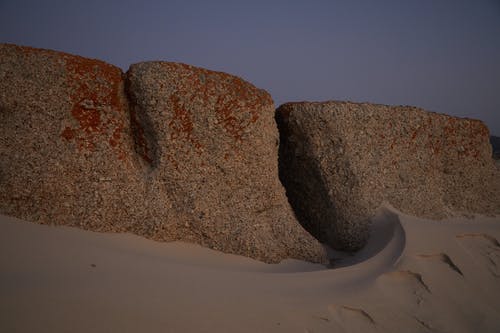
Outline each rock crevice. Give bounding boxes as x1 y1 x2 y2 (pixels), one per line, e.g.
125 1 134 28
276 101 500 251
124 75 160 169
0 44 327 264
2 43 498 262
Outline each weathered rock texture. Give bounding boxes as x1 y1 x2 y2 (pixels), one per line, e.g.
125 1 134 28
125 62 326 263
0 44 141 231
0 44 327 264
277 101 500 251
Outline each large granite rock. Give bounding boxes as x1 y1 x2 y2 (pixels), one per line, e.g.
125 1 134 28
126 62 327 263
0 44 327 264
276 101 500 251
0 44 141 231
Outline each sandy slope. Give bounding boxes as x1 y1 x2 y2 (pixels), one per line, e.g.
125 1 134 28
1 209 499 333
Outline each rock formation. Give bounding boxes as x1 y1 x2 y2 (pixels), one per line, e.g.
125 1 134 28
276 101 500 251
125 62 326 263
0 44 141 232
0 44 327 264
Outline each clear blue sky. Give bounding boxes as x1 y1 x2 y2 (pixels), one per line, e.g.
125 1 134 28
1 0 499 134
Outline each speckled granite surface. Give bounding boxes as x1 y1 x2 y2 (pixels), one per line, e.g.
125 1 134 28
0 44 327 264
277 101 500 251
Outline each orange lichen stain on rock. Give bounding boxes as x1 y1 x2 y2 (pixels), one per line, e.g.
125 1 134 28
165 62 269 143
215 96 246 141
229 76 262 123
169 94 194 137
440 117 491 162
211 76 265 141
469 120 489 139
71 107 101 133
65 55 122 113
168 94 204 152
117 151 127 161
61 54 127 159
109 125 122 147
443 119 462 153
61 127 75 141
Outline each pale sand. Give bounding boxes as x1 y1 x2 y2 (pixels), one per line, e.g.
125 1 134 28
1 208 499 333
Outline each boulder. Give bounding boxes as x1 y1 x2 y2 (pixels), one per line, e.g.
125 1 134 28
0 43 141 231
0 44 327 264
276 101 500 251
125 62 327 263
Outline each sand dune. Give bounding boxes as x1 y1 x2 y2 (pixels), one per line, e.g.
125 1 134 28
1 209 499 333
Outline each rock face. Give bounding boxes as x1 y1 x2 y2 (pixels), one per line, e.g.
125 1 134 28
125 62 327 263
0 44 141 232
0 44 327 264
276 101 500 251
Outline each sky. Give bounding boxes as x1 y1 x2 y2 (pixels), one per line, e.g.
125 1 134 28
1 0 499 134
